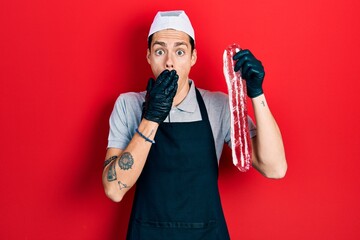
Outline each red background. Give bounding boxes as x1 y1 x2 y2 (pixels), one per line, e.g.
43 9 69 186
1 0 360 239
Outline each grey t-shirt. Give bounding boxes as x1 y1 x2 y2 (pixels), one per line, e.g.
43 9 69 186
108 80 256 162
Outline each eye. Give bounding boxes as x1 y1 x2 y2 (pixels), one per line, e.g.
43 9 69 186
176 50 185 56
155 49 165 56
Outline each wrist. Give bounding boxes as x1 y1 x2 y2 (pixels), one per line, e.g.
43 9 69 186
251 94 269 109
138 119 159 139
247 87 263 98
135 128 155 144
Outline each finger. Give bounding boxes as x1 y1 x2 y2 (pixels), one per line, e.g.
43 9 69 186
164 70 178 86
146 78 155 92
243 63 263 80
171 71 179 83
234 59 243 72
155 70 170 86
250 66 265 79
234 54 252 72
163 78 179 98
241 62 253 80
169 69 177 79
152 71 170 94
166 83 178 101
161 70 178 88
233 49 253 61
165 77 178 95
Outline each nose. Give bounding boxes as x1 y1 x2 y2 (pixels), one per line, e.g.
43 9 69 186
165 53 174 70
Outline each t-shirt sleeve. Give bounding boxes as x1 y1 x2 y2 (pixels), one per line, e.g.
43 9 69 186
107 94 137 150
224 97 257 148
248 116 257 138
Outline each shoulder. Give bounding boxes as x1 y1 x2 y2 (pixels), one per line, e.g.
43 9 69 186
197 88 229 125
198 88 228 107
114 91 146 110
115 91 146 103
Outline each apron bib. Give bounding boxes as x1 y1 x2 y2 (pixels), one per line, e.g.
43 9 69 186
127 88 230 240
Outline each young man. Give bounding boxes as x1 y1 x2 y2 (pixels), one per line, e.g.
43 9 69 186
102 10 287 239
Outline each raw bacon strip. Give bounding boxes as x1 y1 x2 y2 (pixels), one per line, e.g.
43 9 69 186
223 43 252 172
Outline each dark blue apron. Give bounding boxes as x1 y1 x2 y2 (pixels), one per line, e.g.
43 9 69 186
127 88 230 240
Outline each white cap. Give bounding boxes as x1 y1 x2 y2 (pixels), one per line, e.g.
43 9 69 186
148 10 195 41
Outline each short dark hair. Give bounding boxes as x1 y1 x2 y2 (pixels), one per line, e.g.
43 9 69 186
148 33 195 53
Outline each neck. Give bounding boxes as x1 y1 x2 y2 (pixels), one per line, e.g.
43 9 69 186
173 79 190 106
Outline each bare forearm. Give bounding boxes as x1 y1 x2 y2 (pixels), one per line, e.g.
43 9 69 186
102 119 158 202
251 94 287 178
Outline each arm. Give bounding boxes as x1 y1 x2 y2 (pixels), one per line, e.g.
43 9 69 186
233 49 287 179
102 119 158 202
102 70 178 202
250 94 287 179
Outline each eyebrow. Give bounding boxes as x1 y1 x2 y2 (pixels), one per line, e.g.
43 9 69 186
153 41 166 47
174 42 189 48
152 41 189 48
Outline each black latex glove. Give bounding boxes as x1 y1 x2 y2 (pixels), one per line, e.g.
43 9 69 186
142 70 178 123
233 49 265 98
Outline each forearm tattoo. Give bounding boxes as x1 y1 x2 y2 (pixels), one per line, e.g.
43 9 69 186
107 161 117 182
261 101 266 107
103 155 118 168
118 181 130 190
118 152 134 170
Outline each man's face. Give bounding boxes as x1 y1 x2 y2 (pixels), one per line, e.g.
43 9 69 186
147 29 197 93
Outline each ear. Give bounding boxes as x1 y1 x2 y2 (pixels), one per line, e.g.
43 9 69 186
146 49 151 64
190 49 197 67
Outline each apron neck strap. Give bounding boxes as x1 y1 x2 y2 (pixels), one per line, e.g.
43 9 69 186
195 88 209 121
